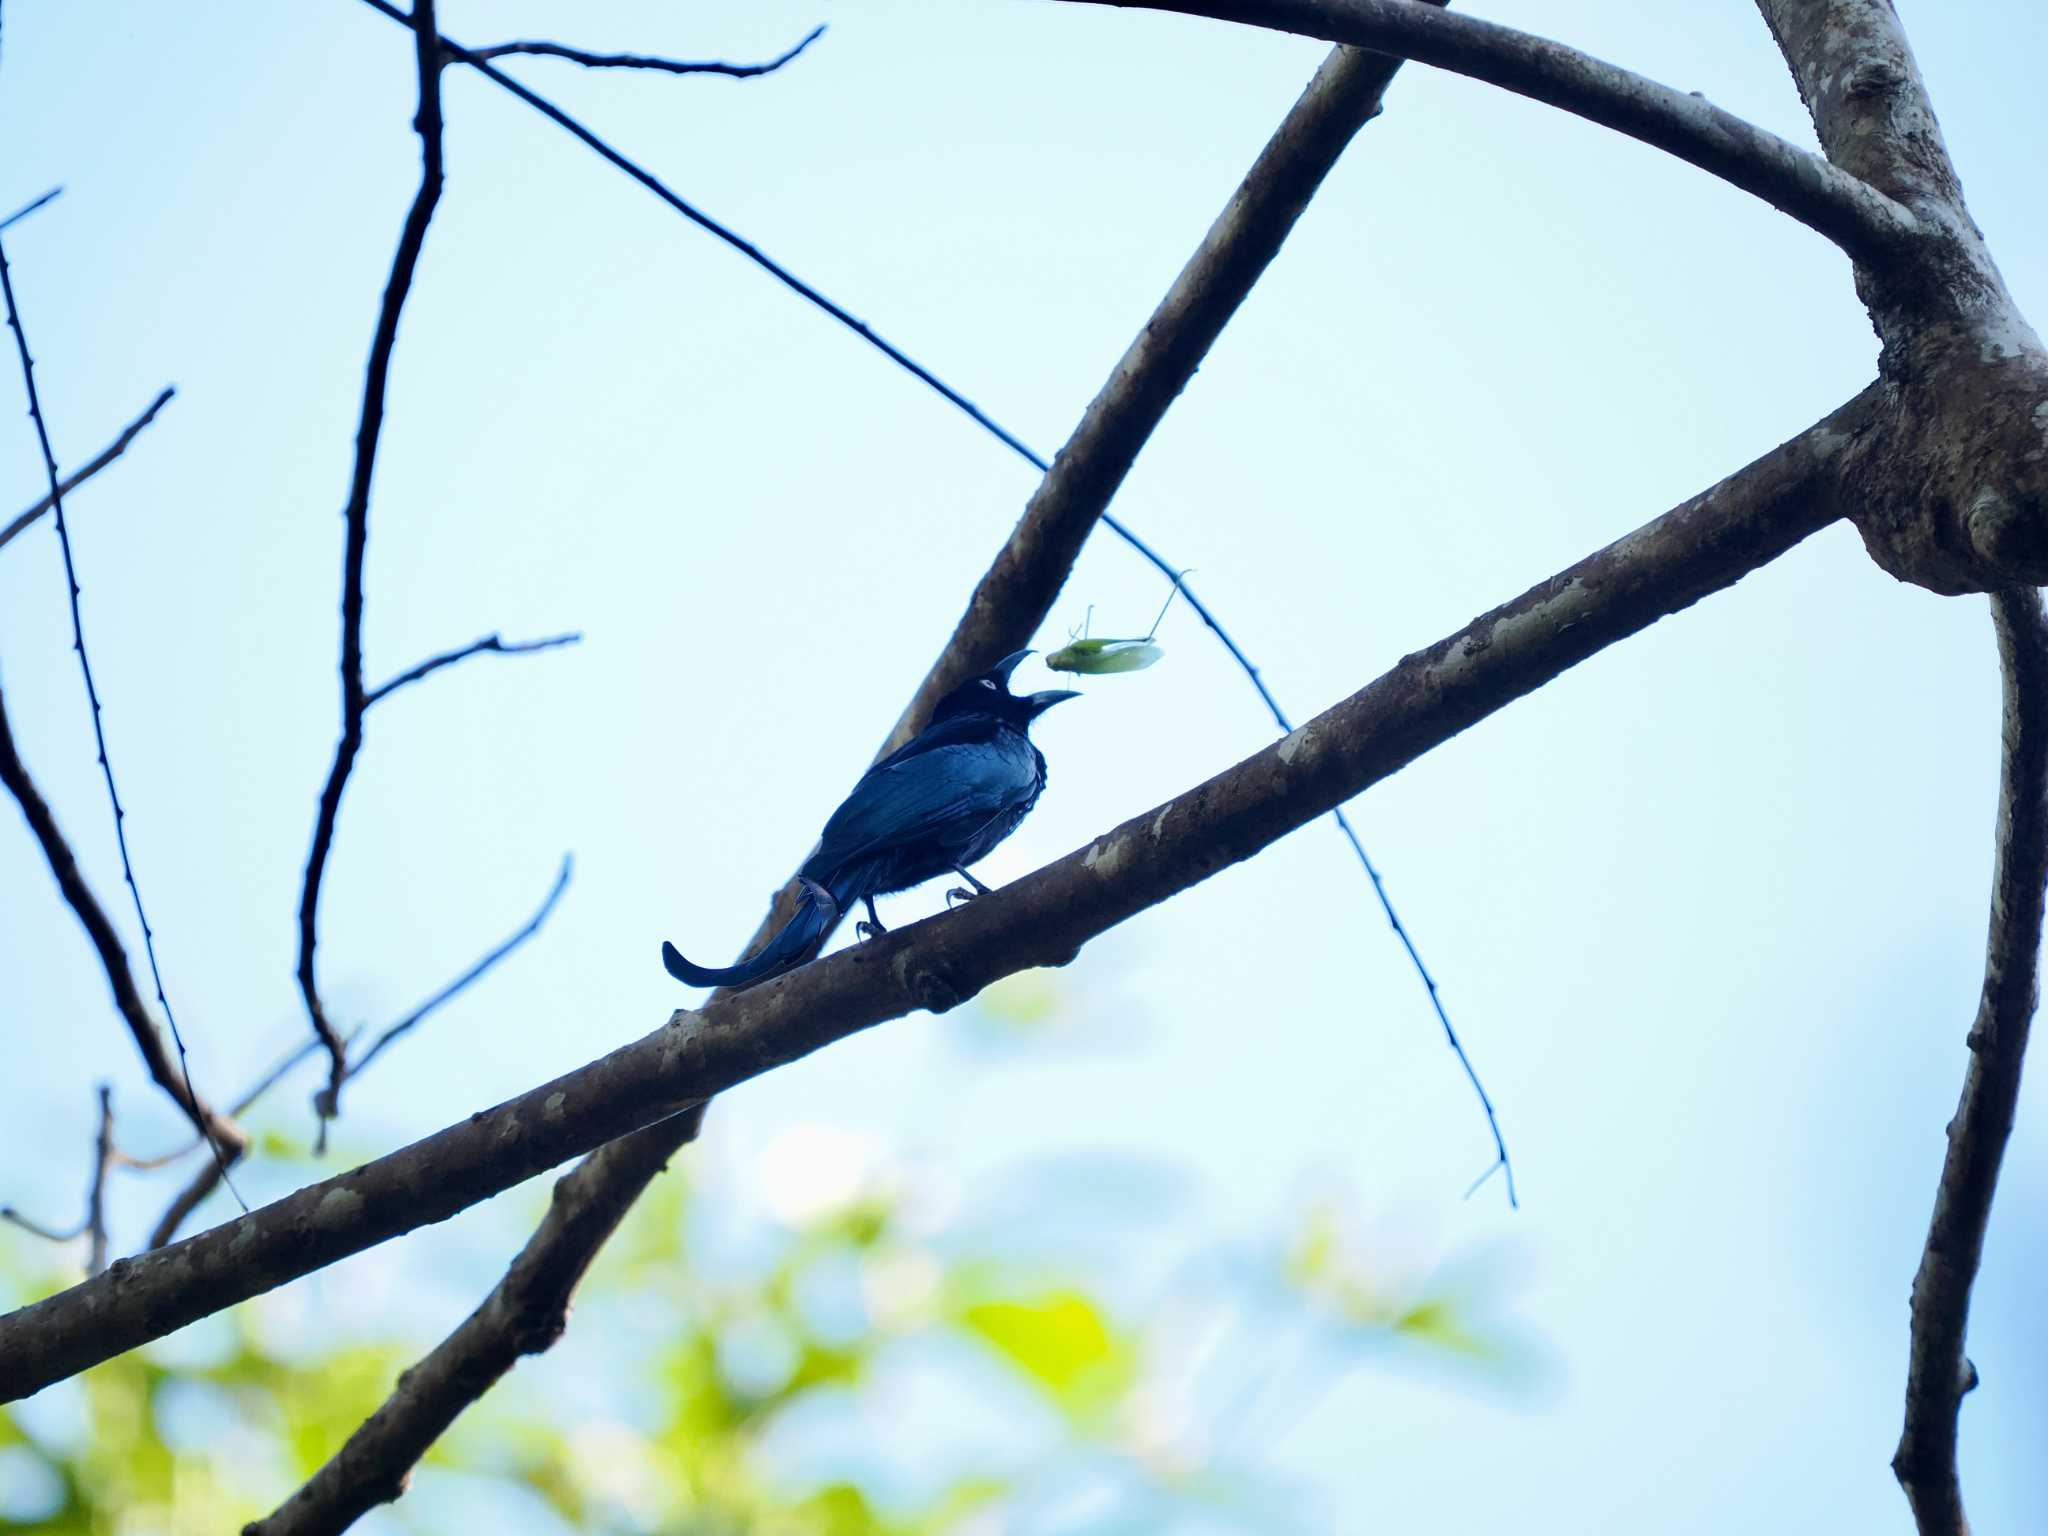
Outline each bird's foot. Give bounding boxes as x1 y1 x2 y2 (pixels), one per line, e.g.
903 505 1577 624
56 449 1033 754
856 919 888 942
945 886 979 908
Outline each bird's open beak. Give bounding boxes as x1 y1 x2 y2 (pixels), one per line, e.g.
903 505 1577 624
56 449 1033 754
991 649 1034 683
1027 689 1081 715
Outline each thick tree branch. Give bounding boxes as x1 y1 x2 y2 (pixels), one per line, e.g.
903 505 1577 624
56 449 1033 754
1066 0 1919 266
1746 5 2048 596
1752 1 1964 218
1892 587 2048 1535
0 388 1874 1406
0 681 248 1185
244 1113 687 1535
1750 0 2008 341
0 386 175 552
297 0 446 1114
362 630 579 707
467 25 824 79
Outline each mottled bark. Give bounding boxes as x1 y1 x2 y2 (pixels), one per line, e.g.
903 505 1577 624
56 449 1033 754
1891 589 2048 1536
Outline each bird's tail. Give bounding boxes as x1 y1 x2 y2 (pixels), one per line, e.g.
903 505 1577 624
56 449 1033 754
662 877 842 990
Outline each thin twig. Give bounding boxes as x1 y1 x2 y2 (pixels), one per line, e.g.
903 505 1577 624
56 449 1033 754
85 1084 114 1274
363 630 580 707
352 0 1509 1196
233 1026 364 1121
1068 0 1920 266
297 0 446 1122
0 1208 82 1243
115 1024 365 1172
0 385 176 552
468 24 824 79
336 855 573 1093
1892 588 2048 1536
1102 512 1514 1203
0 1084 116 1272
145 861 570 1246
0 184 61 232
0 679 248 1184
0 234 242 1209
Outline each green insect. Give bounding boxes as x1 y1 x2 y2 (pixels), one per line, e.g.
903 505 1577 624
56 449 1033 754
1045 571 1190 675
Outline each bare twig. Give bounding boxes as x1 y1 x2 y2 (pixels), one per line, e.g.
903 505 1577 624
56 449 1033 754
0 1208 81 1243
1 386 1874 1407
0 684 248 1192
1892 588 2048 1535
0 236 241 1207
353 0 1507 1195
363 630 580 707
143 1171 216 1254
0 1085 116 1274
0 386 176 552
336 856 573 1092
298 0 446 1118
1102 510 1515 1202
145 860 570 1246
468 24 824 79
0 184 61 232
1065 0 1920 266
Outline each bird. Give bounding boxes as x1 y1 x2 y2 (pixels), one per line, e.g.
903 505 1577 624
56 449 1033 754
662 649 1078 989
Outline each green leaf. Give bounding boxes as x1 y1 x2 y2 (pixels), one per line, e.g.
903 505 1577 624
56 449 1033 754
958 1290 1136 1425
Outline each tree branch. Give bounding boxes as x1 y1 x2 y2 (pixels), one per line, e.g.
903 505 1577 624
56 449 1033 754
322 856 574 1104
1064 0 1919 266
0 1085 116 1275
297 0 446 1116
0 385 176 553
362 630 579 708
1891 587 2048 1535
1751 0 1964 216
0 386 1874 1406
251 41 1448 1530
0 681 248 1187
1747 0 2014 353
0 185 61 232
467 24 824 79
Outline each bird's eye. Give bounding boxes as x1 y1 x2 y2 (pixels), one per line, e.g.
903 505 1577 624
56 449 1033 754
980 678 998 689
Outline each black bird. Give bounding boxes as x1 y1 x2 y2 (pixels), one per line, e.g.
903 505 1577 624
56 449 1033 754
662 649 1078 989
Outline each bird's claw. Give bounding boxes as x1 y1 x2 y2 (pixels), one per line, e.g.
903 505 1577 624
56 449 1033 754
945 886 979 908
856 920 886 942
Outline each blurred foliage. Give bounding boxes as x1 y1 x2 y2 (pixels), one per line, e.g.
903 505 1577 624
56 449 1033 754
0 982 1526 1534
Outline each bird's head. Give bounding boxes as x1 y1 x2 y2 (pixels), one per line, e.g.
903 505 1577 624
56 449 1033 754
932 649 1079 729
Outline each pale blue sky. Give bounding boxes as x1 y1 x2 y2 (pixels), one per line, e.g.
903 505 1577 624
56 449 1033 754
2 1 2045 1530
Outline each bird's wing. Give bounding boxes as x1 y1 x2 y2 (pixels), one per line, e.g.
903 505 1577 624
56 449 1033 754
814 738 1036 871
